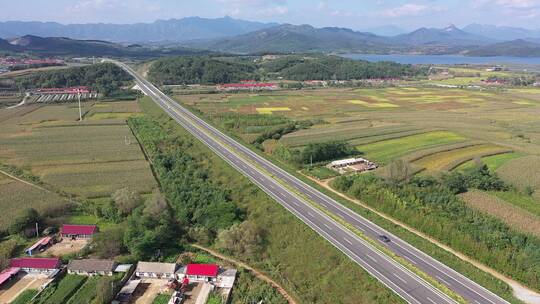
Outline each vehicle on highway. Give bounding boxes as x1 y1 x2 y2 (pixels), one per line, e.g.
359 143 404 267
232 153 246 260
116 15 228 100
378 235 391 243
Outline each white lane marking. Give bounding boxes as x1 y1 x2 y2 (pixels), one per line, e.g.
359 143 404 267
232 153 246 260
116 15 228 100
323 223 333 230
436 276 451 286
343 238 353 245
427 297 437 304
366 254 378 263
307 211 315 218
393 273 408 284
355 225 366 232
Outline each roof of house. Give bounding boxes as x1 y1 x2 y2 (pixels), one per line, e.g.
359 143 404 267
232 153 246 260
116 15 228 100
10 257 61 269
118 279 141 295
0 267 20 286
68 259 116 273
218 83 277 88
26 237 52 253
136 262 177 274
186 264 219 277
62 224 97 235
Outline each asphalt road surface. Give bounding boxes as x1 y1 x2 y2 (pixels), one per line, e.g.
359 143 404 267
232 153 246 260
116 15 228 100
110 60 509 304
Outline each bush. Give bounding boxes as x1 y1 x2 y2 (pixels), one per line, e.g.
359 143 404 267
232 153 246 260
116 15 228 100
300 141 357 165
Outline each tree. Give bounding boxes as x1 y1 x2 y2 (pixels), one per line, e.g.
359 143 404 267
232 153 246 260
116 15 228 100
92 225 126 258
217 221 264 259
9 208 40 236
143 191 169 217
387 159 412 185
95 277 114 304
112 188 142 216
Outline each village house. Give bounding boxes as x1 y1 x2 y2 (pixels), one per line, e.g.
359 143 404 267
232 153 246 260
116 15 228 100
0 267 20 287
216 268 237 288
9 257 61 275
61 224 98 239
68 259 117 276
135 262 177 279
182 264 219 283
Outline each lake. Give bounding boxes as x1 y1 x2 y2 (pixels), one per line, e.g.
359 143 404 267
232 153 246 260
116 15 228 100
342 54 540 65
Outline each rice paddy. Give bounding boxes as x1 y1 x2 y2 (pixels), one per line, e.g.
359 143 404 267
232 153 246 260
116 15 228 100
256 107 291 114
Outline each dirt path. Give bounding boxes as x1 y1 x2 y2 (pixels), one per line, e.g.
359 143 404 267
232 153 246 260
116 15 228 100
306 175 540 304
0 169 49 192
191 244 297 304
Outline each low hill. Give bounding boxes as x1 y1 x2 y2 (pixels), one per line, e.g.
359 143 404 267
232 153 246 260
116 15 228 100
186 24 394 54
0 35 212 58
465 39 540 57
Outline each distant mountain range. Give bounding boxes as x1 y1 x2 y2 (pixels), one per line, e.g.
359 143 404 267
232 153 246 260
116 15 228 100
0 17 276 43
187 24 394 53
3 18 540 57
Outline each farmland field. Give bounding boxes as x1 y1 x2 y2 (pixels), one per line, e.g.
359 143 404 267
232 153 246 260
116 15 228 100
414 144 511 172
0 100 157 230
357 131 466 164
34 275 87 304
460 190 540 237
182 84 540 190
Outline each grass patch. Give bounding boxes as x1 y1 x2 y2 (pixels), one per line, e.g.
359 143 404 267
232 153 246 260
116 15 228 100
348 100 399 108
66 276 99 304
152 294 172 304
358 131 466 164
497 155 540 191
301 166 339 180
491 191 540 218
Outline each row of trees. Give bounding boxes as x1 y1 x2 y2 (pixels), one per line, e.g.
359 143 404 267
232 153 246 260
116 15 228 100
15 63 133 97
148 56 256 85
147 54 427 85
332 164 540 290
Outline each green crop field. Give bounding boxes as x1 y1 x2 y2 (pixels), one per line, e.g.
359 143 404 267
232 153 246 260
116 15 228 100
357 131 466 164
455 152 525 172
10 289 38 304
35 275 87 304
66 276 99 304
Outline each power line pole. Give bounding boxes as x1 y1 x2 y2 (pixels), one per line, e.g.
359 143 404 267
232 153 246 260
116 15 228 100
78 89 82 122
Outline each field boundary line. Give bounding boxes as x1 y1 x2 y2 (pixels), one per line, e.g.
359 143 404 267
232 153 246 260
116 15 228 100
191 244 298 304
307 174 540 303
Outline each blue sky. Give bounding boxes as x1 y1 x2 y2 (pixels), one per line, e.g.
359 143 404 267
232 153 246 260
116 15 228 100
1 0 540 30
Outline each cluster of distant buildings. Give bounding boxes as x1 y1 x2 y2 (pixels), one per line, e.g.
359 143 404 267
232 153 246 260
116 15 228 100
0 57 64 74
216 80 279 92
327 158 378 174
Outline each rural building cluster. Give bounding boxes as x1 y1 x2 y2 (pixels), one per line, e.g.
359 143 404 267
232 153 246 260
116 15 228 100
216 82 278 92
30 86 98 103
0 223 238 304
0 57 63 74
327 157 378 174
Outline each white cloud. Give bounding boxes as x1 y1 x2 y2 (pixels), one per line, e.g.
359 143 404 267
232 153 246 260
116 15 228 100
381 4 428 17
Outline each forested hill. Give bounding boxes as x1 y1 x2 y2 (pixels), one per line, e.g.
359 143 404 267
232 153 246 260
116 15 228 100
147 55 426 85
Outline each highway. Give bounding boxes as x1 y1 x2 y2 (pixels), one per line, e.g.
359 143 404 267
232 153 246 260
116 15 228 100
110 60 509 304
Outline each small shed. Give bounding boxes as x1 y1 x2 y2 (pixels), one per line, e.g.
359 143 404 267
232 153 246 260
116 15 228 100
0 267 20 287
113 279 141 304
68 259 117 276
135 262 177 279
217 268 237 288
25 237 53 256
61 224 97 239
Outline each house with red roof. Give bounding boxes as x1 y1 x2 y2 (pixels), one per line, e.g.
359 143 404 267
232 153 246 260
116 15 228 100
61 224 98 239
0 267 20 287
25 236 53 256
10 257 61 275
183 264 219 283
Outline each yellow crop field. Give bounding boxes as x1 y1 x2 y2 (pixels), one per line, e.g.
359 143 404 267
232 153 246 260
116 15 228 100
256 107 291 114
348 100 399 108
